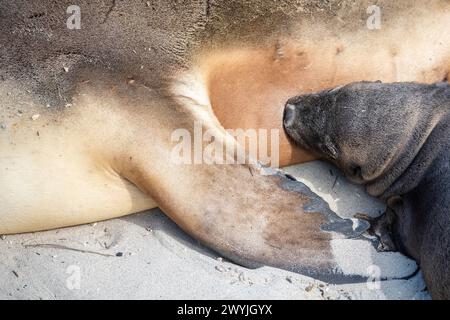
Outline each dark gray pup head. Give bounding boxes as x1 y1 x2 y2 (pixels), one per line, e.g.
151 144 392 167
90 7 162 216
283 81 447 195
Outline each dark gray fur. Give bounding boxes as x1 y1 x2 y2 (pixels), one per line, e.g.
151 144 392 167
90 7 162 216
283 81 450 299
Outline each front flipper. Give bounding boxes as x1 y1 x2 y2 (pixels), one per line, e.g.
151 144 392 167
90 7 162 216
107 78 376 284
197 167 374 284
355 209 397 252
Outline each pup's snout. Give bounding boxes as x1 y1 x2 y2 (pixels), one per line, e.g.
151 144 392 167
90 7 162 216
283 103 297 128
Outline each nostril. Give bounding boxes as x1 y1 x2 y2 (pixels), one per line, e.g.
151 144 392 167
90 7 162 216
283 104 296 127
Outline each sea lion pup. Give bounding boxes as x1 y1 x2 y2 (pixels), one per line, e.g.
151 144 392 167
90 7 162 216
283 81 450 299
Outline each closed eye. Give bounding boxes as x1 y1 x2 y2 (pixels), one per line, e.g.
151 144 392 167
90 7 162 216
350 163 362 178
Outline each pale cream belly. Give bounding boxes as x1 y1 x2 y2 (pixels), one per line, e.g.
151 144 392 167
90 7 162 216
0 83 157 235
0 147 156 234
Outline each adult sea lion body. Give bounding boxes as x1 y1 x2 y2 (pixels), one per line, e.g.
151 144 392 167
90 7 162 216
283 81 450 298
1 0 450 281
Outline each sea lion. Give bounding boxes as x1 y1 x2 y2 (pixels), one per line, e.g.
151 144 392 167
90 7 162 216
283 81 450 298
1 0 450 281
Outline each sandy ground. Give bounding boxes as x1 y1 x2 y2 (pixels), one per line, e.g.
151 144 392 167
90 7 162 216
0 161 430 300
